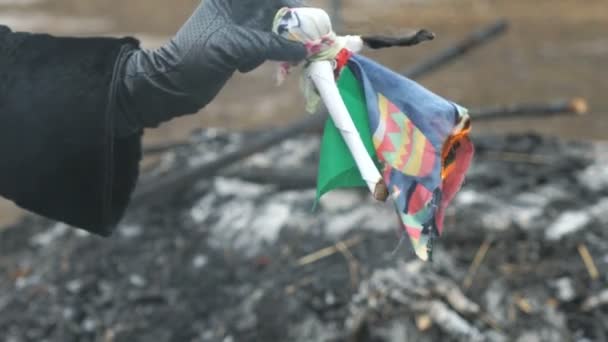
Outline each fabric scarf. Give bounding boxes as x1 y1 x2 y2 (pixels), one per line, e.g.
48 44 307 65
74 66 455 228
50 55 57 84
272 7 348 113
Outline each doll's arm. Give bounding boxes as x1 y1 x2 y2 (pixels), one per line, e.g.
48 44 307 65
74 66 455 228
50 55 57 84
362 29 435 49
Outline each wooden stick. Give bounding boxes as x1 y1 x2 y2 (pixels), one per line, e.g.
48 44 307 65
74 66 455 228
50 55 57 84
403 19 508 79
144 96 587 158
132 20 509 205
224 166 317 190
471 98 588 121
143 97 585 157
141 96 585 161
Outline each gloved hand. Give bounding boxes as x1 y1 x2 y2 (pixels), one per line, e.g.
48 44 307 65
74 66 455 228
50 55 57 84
117 0 306 134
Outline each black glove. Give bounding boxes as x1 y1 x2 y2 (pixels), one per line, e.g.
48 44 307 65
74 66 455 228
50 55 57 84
117 0 306 135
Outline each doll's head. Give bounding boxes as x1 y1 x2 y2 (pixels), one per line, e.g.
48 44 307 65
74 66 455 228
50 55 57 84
273 7 364 59
273 7 351 64
271 7 362 87
273 7 333 44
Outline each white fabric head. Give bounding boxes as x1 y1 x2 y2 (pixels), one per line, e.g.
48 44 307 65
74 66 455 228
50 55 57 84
274 7 333 42
272 7 363 112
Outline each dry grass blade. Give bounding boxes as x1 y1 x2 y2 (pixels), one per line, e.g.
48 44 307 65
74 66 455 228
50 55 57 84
336 241 361 289
463 238 492 289
577 244 600 281
297 235 363 266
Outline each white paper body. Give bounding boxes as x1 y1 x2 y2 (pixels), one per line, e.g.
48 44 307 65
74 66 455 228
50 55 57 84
307 60 383 195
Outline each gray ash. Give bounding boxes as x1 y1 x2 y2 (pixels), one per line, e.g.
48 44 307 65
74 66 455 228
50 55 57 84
1 131 607 342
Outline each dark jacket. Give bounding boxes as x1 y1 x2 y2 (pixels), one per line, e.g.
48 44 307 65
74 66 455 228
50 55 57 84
0 26 142 236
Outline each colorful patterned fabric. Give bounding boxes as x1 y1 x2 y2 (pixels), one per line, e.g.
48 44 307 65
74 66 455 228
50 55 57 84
316 54 474 260
373 94 437 178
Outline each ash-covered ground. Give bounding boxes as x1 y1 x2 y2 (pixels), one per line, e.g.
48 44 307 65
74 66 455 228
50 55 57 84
2 131 608 342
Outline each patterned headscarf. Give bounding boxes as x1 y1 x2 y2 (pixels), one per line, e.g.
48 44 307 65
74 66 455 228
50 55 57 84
272 7 349 113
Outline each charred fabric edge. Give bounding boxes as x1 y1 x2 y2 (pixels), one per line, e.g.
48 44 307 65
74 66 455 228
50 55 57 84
131 19 510 206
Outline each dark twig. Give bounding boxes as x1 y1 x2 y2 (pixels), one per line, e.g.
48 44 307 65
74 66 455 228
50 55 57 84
362 29 435 49
224 166 317 190
471 98 588 121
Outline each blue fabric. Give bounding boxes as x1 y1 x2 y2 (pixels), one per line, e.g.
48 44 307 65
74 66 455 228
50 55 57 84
346 54 468 259
348 54 460 192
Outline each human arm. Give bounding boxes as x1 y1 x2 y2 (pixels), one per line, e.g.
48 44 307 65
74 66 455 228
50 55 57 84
0 0 305 235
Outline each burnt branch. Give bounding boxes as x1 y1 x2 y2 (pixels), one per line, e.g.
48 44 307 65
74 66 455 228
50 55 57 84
362 29 435 49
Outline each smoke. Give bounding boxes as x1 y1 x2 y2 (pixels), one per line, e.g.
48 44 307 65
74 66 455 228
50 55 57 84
232 0 306 31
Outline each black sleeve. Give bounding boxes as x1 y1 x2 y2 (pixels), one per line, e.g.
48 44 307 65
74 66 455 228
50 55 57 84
0 25 143 236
